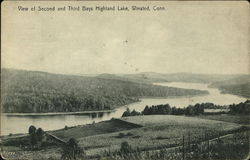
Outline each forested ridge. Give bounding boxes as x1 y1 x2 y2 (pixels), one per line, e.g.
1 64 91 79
116 72 242 84
209 75 250 98
1 69 208 113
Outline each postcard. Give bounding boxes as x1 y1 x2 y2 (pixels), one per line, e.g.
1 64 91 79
1 1 249 159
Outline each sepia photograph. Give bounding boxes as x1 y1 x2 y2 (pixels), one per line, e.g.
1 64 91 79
1 1 250 159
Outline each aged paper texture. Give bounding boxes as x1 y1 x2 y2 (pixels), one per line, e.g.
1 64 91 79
1 1 249 160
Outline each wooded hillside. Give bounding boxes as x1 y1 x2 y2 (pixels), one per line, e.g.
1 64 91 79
209 75 250 98
1 69 208 113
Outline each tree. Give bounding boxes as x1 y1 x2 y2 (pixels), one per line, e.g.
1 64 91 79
28 126 46 149
122 108 131 117
186 106 195 115
61 138 84 160
36 128 44 142
229 100 250 115
28 125 38 149
142 105 150 115
130 109 141 116
30 133 38 149
28 125 36 135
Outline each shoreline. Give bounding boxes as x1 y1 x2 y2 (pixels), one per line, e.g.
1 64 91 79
138 93 209 99
3 109 116 116
2 92 211 116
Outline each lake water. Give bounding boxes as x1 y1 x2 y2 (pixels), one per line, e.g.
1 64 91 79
1 82 246 135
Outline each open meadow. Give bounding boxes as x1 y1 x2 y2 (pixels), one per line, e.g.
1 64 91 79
194 114 249 125
74 115 241 156
1 114 248 160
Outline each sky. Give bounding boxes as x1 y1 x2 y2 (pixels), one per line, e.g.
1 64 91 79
2 1 249 75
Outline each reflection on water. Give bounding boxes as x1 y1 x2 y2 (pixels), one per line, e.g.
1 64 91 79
1 82 246 135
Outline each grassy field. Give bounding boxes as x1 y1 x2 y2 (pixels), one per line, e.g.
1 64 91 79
99 130 249 160
1 119 142 159
121 115 241 127
50 119 142 141
76 115 241 156
1 145 62 160
1 114 246 159
194 114 249 125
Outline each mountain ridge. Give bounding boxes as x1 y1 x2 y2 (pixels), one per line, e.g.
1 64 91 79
1 68 208 113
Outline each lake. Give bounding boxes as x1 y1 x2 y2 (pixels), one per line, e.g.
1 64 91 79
1 82 246 135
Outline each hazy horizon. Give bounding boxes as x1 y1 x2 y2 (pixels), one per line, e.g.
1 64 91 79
2 67 249 76
2 1 249 75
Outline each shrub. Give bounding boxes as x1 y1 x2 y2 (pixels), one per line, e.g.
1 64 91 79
64 125 68 130
127 132 133 136
61 138 85 160
118 133 125 138
120 141 132 154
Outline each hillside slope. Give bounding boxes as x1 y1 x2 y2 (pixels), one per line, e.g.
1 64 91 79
209 75 250 98
97 73 167 84
1 69 208 113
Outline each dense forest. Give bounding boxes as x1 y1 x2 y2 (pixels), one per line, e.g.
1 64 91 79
1 69 208 113
97 73 166 84
209 75 250 98
122 100 250 117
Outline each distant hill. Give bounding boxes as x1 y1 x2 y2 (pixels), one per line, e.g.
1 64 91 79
97 72 250 98
124 72 243 83
97 72 243 84
209 75 250 98
1 69 208 113
97 73 167 84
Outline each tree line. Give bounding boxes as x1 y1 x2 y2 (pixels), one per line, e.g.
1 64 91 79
229 100 250 115
122 100 250 117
